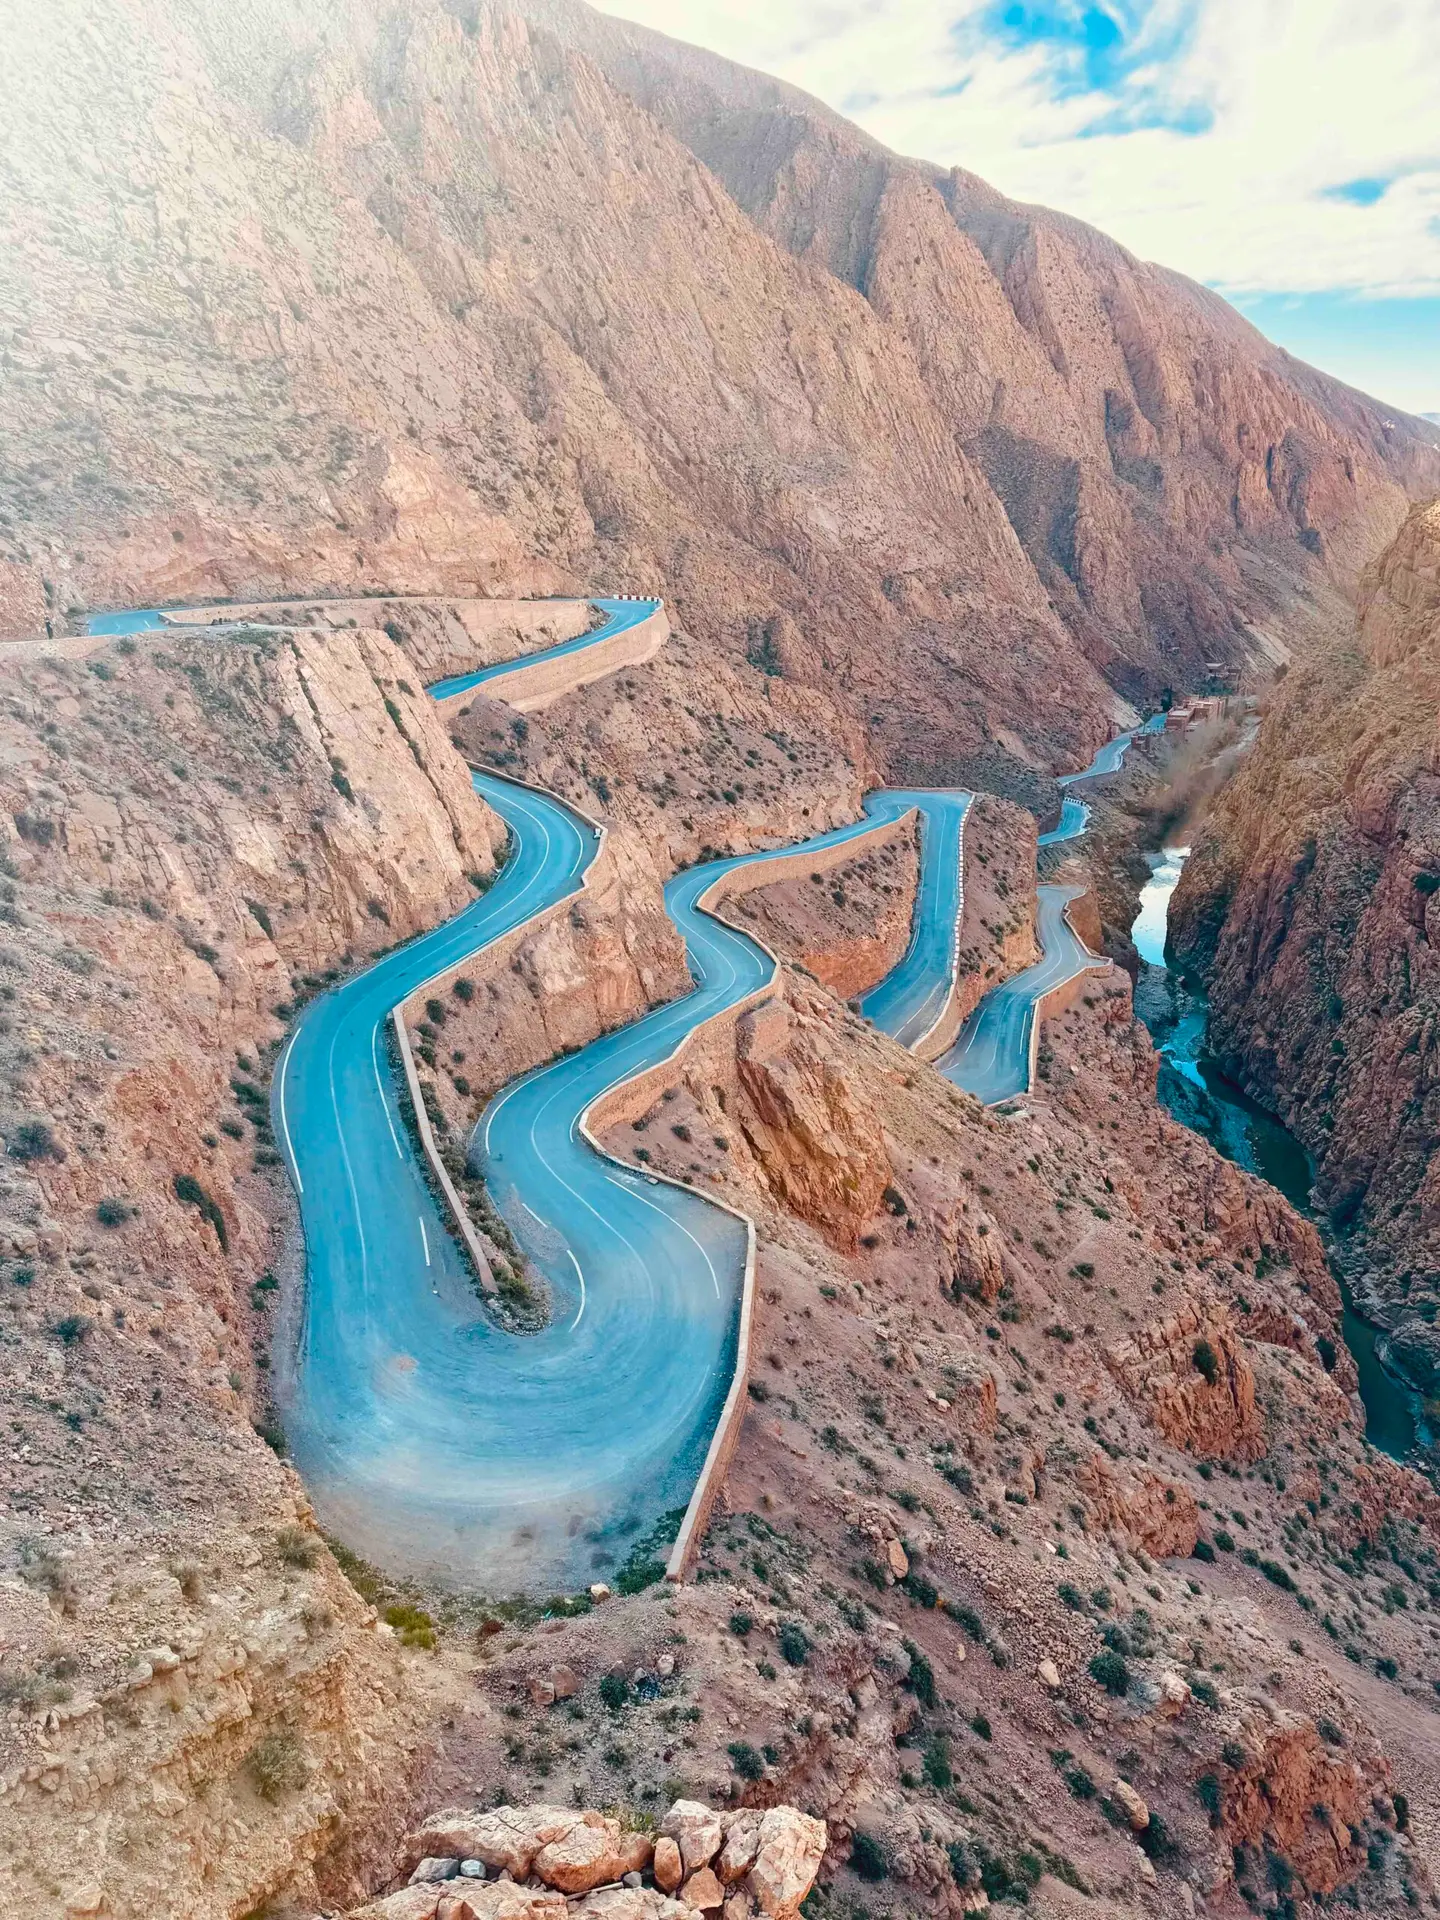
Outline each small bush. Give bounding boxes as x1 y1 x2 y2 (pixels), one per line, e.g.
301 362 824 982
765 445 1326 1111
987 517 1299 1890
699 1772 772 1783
944 1600 984 1640
275 1527 319 1570
383 1602 437 1649
95 1197 132 1227
246 1729 308 1801
174 1173 228 1250
7 1119 62 1163
904 1641 937 1708
778 1621 809 1667
1196 1772 1223 1824
727 1739 765 1781
850 1830 889 1882
922 1732 953 1788
1192 1539 1216 1564
729 1610 753 1637
51 1315 90 1347
1192 1338 1220 1387
970 1712 992 1740
599 1673 629 1712
1088 1648 1131 1696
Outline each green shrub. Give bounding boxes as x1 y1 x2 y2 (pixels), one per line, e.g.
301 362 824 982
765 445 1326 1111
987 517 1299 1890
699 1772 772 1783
729 1611 753 1637
922 1733 952 1788
778 1622 809 1667
727 1740 764 1781
174 1172 228 1250
7 1119 62 1162
95 1197 132 1226
849 1830 889 1882
1192 1338 1220 1387
903 1641 937 1708
383 1602 437 1650
1088 1648 1130 1696
599 1674 628 1712
1192 1539 1216 1563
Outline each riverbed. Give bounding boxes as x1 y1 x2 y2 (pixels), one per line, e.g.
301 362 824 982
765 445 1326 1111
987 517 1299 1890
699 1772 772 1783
1131 847 1422 1460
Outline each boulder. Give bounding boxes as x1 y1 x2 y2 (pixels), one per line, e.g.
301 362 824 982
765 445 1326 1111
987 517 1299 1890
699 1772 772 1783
723 1899 753 1920
532 1814 626 1894
1037 1659 1061 1691
681 1867 724 1912
653 1836 684 1894
1110 1779 1150 1831
459 1863 487 1880
350 1893 445 1920
551 1665 580 1700
745 1808 826 1918
411 1860 461 1885
886 1540 909 1580
436 1889 568 1920
1157 1669 1192 1716
406 1806 581 1880
618 1831 654 1876
662 1801 724 1874
717 1812 762 1884
572 1892 685 1919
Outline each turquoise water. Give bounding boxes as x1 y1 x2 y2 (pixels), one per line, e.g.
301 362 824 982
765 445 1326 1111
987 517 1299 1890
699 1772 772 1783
1132 850 1419 1460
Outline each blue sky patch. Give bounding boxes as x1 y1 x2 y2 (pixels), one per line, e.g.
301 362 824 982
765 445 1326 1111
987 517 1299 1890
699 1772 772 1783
969 0 1209 136
1321 177 1392 207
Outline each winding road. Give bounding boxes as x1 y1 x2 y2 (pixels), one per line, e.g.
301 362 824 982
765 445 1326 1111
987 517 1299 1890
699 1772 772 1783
83 592 1155 1586
936 886 1102 1104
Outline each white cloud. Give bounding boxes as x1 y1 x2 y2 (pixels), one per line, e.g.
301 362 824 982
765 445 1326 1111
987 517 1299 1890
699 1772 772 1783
597 0 1440 301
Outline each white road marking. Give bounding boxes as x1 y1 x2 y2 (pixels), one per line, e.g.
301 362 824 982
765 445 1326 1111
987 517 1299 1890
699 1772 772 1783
420 1216 431 1267
373 1020 404 1158
568 1248 587 1329
276 1036 303 1195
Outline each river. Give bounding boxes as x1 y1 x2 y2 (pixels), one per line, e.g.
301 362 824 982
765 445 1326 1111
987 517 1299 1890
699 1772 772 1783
1131 847 1422 1460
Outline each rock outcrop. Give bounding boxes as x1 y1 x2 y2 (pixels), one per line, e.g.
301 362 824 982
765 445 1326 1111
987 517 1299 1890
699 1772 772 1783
352 1799 825 1920
734 999 891 1251
1105 1302 1265 1461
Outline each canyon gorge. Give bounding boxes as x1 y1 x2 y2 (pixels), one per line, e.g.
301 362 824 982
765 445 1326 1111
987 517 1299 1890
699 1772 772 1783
2 1 1440 1918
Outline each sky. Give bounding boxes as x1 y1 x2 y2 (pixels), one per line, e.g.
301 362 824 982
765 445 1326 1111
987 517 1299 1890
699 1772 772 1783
598 0 1440 417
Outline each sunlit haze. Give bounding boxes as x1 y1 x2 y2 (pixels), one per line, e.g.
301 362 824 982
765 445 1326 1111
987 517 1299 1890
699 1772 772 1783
600 0 1440 415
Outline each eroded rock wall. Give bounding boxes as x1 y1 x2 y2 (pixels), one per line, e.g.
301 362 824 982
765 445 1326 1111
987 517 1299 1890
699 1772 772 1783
1171 498 1440 1355
0 620 505 1918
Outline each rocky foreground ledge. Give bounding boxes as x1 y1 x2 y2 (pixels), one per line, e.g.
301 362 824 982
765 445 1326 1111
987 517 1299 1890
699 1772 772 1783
350 1799 826 1920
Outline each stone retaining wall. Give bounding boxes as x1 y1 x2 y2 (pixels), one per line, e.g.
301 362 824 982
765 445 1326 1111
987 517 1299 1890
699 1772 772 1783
433 605 669 714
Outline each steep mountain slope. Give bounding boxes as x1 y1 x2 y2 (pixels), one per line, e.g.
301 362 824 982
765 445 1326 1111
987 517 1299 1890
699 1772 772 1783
1171 500 1440 1377
4 0 1439 795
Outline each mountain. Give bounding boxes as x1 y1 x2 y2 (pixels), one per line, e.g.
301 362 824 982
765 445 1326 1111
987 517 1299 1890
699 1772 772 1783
3 0 1438 796
1172 498 1440 1374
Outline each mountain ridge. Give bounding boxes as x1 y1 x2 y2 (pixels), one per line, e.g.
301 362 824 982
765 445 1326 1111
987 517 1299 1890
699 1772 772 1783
3 0 1438 796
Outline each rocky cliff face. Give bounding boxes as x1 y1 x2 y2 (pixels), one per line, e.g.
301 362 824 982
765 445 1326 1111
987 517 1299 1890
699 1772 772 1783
1171 500 1440 1371
0 620 505 1918
5 0 1439 793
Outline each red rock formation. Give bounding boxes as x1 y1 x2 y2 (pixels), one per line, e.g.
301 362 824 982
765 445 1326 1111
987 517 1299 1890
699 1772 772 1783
1075 1455 1199 1557
1219 1720 1383 1898
1106 1302 1265 1460
734 1000 890 1250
